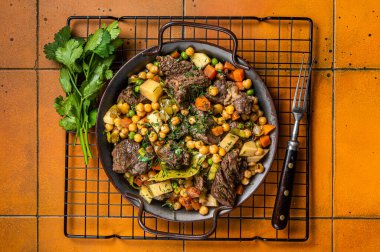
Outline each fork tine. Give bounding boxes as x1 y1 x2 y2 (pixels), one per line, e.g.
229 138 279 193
297 56 308 107
302 57 314 109
293 55 305 109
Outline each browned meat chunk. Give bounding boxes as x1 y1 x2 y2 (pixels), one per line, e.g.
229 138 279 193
189 105 221 145
117 86 149 106
211 149 241 207
112 139 150 175
157 55 193 76
194 175 205 191
224 85 253 114
205 77 234 104
154 140 190 169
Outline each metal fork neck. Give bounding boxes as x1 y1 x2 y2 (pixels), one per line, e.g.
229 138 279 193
290 119 301 142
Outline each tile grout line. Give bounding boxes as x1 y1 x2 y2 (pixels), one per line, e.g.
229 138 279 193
332 0 336 251
36 0 40 250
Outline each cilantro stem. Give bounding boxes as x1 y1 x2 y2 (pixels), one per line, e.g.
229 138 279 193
84 121 92 159
78 127 88 165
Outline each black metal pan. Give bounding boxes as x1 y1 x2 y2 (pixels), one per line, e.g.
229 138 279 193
96 21 278 239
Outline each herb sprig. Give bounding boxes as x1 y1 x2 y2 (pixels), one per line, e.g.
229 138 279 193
44 22 122 165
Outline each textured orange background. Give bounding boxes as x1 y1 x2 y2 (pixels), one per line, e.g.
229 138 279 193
0 0 379 251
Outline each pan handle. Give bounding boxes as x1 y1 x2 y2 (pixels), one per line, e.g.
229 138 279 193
124 192 232 240
143 21 250 70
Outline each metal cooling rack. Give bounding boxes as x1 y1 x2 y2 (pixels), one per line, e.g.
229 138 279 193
64 16 312 241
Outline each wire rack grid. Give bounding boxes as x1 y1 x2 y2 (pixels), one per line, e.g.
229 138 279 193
64 15 312 241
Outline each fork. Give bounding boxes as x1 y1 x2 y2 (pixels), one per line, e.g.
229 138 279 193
271 55 313 230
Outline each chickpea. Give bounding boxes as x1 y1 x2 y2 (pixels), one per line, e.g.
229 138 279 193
137 120 145 129
136 103 144 112
186 140 195 149
172 104 180 113
159 132 167 139
134 133 143 143
184 136 192 142
241 177 250 186
255 140 262 148
255 163 265 174
148 131 158 142
136 110 146 117
208 86 219 96
160 124 170 134
199 206 209 215
129 75 138 82
112 128 120 135
152 102 160 110
131 115 140 123
185 46 195 56
212 154 221 163
128 123 137 132
244 129 252 138
255 147 264 156
173 202 182 210
209 145 219 154
222 110 231 120
188 116 196 125
149 65 159 74
144 104 152 113
252 96 259 105
215 62 224 71
250 114 258 122
184 180 193 188
146 63 154 70
118 103 130 114
195 141 204 149
241 114 250 121
201 161 209 169
181 109 189 116
105 123 114 132
199 146 209 155
225 105 235 115
213 104 224 114
148 170 156 178
242 79 252 89
180 189 188 197
218 148 227 157
222 123 230 132
217 117 226 125
138 71 147 80
258 116 267 125
249 165 257 172
146 72 154 79
257 110 264 117
120 132 127 139
140 127 148 136
121 128 129 135
244 170 252 179
252 104 260 112
114 117 121 127
171 116 181 126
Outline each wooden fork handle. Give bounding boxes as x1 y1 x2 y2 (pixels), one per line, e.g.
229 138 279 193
271 141 298 230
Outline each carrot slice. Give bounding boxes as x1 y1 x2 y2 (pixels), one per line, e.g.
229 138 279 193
227 71 235 81
259 135 271 148
120 117 132 128
231 111 240 121
195 96 211 111
153 75 160 82
224 61 236 71
233 69 245 82
133 177 143 187
211 126 224 136
204 64 217 80
262 124 276 135
236 184 244 195
170 50 180 58
235 81 244 90
152 164 161 171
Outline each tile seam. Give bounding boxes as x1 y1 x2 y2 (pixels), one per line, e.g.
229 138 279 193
36 0 40 251
332 0 336 251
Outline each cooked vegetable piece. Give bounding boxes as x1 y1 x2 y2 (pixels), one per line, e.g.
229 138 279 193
235 81 244 90
204 64 217 80
224 61 236 71
207 163 220 180
171 50 180 58
120 117 132 128
262 124 276 135
103 111 114 125
205 194 219 207
191 52 211 69
259 135 271 148
211 126 224 136
239 141 258 156
233 69 245 82
195 96 211 111
231 111 240 121
147 111 163 133
227 71 235 81
236 184 244 195
247 149 269 163
219 133 239 152
148 181 173 197
140 185 153 203
139 79 163 102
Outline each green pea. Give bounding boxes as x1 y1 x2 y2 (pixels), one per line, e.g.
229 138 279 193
128 131 135 140
238 123 244 129
247 89 255 96
135 78 144 85
153 61 159 66
134 86 140 93
207 158 213 166
127 110 135 117
211 58 219 66
180 51 189 60
171 181 178 188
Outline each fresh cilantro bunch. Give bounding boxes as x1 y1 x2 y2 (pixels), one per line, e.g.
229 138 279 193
44 21 122 165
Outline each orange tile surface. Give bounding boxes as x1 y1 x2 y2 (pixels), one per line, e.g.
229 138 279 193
334 71 380 217
1 0 380 251
0 71 37 215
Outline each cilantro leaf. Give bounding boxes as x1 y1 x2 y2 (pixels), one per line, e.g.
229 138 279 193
55 39 83 69
93 30 111 58
106 21 120 40
59 68 72 93
105 69 113 80
88 109 98 128
43 26 71 60
59 116 77 131
84 29 103 53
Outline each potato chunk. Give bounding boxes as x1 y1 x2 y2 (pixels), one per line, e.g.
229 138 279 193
139 79 163 102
